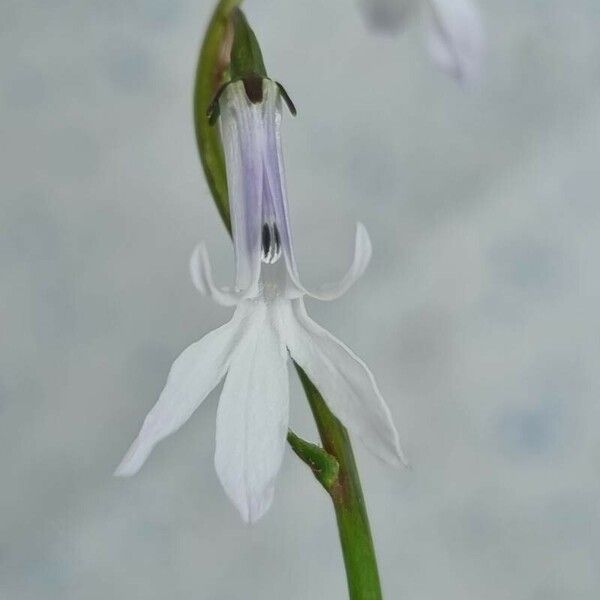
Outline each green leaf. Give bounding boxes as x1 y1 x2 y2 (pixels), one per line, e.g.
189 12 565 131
193 0 243 234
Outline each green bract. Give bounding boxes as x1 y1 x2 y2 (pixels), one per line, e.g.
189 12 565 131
229 8 267 81
193 0 242 233
206 9 296 127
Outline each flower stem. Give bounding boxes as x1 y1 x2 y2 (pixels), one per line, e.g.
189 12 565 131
296 365 383 600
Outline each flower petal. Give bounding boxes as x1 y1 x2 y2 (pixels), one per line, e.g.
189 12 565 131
261 80 304 299
302 223 372 301
219 81 265 296
425 0 484 83
215 302 290 523
282 299 406 467
114 306 252 477
190 242 244 307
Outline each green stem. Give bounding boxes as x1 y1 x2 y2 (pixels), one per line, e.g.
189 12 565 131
296 365 383 600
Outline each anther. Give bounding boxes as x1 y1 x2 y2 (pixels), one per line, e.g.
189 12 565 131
261 222 282 264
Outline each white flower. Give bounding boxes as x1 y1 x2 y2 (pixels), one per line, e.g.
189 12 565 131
359 0 484 83
115 79 406 523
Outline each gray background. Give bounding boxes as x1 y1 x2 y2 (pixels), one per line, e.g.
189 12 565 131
2 0 600 598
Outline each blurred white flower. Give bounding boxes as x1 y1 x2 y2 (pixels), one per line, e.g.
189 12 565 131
115 79 405 523
359 0 484 83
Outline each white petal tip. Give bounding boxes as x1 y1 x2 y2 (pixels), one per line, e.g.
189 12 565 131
427 0 484 85
113 465 134 478
355 221 372 258
302 222 373 301
189 241 244 306
377 441 409 469
241 505 269 525
229 487 274 525
390 433 410 468
397 448 410 469
189 243 208 294
113 438 149 478
113 460 139 478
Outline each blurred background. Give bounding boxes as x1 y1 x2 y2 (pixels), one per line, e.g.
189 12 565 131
2 0 600 598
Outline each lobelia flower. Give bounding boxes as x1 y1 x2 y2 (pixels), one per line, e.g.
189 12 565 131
358 0 484 83
115 76 406 523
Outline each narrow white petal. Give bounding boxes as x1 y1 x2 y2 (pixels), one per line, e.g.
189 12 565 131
425 0 484 83
189 243 243 307
282 299 406 466
219 81 264 296
215 302 290 523
302 223 372 301
115 305 253 477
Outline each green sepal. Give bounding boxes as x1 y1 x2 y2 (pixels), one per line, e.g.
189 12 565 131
230 8 268 81
208 78 297 128
276 81 297 116
287 430 340 492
